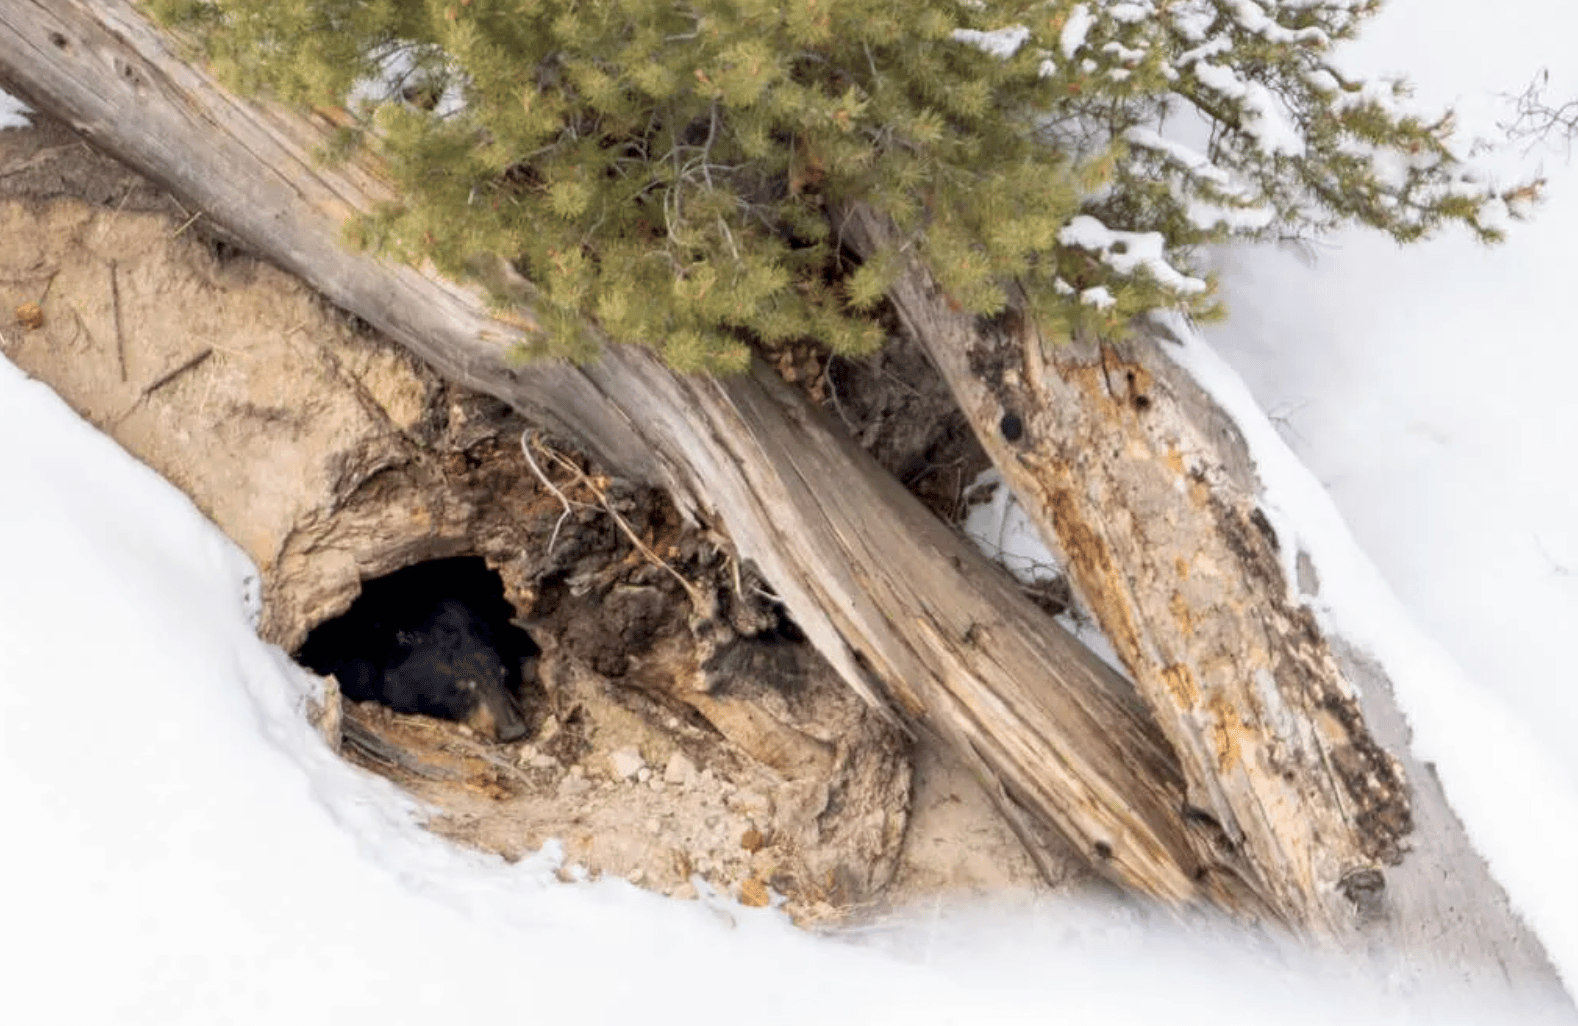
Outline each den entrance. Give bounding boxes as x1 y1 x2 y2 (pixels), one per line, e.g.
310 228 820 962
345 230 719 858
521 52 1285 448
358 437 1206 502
295 556 540 742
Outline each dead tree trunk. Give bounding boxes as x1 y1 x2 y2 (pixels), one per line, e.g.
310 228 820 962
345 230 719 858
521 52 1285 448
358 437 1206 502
840 207 1412 936
0 0 1568 1001
836 211 1567 985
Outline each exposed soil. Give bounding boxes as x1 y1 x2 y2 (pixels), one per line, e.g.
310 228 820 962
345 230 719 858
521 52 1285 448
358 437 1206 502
0 114 1080 923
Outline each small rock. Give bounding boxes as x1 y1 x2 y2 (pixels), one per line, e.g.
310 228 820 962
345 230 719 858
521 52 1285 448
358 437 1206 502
729 790 772 819
529 753 560 770
663 751 698 787
738 877 771 908
515 744 538 767
740 826 766 853
671 882 698 901
608 746 645 781
557 775 592 798
626 868 645 885
636 767 652 783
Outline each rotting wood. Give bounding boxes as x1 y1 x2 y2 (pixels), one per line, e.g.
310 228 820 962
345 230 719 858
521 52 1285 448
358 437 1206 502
845 200 1409 937
838 205 1572 1001
0 0 1246 910
342 716 458 782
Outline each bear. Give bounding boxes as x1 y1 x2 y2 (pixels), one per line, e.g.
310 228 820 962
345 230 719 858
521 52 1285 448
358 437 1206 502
318 598 528 743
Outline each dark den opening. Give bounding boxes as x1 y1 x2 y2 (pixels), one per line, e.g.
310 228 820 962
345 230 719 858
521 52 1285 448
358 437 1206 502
295 557 539 742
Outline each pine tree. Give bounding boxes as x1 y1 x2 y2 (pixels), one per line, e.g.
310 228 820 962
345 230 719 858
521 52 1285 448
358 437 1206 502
150 0 1538 372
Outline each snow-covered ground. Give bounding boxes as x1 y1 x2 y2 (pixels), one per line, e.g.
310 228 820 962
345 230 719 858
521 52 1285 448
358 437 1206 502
1202 0 1578 995
0 353 1511 1023
5 1 1578 1021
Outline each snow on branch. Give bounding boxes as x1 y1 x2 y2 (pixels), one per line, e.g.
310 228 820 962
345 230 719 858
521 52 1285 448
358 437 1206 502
940 0 1538 333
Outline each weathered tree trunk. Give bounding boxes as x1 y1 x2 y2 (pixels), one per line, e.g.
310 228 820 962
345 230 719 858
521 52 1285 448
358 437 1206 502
837 212 1568 985
841 208 1410 936
1 0 1568 1003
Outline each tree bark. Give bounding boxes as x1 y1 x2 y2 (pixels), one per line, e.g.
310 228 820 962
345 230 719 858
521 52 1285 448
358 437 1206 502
1 1 1569 1002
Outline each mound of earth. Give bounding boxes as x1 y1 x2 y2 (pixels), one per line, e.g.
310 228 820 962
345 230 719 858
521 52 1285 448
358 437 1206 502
0 113 1089 922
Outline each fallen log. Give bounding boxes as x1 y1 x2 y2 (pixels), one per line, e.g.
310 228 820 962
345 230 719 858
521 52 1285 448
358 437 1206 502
842 205 1413 935
837 209 1568 988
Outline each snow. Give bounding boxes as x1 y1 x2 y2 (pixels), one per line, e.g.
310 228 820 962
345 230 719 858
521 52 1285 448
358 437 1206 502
1123 126 1278 231
1107 3 1154 26
1060 3 1096 60
1193 61 1307 157
5 0 1578 1019
1059 214 1210 295
1198 0 1578 992
0 89 29 129
0 358 948 1022
3 351 1540 1023
951 25 1030 60
1165 315 1578 1000
962 0 1578 1003
962 470 1130 675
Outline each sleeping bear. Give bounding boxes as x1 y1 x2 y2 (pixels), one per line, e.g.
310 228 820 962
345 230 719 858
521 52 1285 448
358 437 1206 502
306 597 528 743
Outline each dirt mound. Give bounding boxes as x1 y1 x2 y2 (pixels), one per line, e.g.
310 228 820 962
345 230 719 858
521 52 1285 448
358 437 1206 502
0 114 1081 922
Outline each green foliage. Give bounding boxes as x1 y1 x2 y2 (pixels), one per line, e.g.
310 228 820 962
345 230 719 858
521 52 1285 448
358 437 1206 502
149 0 1535 371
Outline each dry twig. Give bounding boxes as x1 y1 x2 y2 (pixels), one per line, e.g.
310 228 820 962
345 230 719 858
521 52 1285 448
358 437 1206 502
522 430 706 610
108 259 126 382
519 428 591 555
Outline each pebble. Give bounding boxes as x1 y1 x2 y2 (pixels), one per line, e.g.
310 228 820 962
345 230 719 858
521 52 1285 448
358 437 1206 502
557 775 592 798
608 746 645 781
663 751 698 787
636 767 652 783
728 790 771 818
738 878 771 908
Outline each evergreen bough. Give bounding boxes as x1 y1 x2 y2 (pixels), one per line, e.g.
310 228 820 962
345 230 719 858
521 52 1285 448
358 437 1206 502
150 0 1537 372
